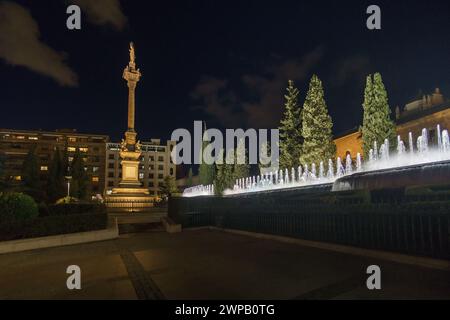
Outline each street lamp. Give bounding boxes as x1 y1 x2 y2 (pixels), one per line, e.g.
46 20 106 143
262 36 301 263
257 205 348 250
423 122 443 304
65 175 72 198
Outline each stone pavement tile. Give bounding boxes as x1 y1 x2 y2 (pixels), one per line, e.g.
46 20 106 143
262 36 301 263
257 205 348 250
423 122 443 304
0 243 136 299
1 229 449 299
133 230 374 299
333 261 450 300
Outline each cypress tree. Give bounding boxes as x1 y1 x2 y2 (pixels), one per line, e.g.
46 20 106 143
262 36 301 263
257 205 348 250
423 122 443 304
300 75 336 165
214 149 234 195
187 167 193 187
199 128 216 186
21 146 40 190
361 73 396 158
70 148 89 200
61 141 69 176
279 80 302 170
233 138 249 181
47 147 65 202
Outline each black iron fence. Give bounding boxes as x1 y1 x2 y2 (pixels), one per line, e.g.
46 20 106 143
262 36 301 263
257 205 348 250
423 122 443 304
168 186 450 259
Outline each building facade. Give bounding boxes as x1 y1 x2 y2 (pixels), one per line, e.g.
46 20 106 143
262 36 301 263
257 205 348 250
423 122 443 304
105 139 176 199
0 128 109 197
334 88 449 160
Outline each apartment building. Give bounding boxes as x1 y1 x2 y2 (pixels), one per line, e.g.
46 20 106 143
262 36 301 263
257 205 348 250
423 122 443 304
0 128 109 197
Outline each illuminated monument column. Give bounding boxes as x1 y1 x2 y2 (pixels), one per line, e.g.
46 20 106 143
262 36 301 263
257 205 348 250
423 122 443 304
107 43 152 211
117 42 146 190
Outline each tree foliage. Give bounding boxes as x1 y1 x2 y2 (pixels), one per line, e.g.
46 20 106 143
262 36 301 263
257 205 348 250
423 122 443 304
21 146 41 191
47 147 65 202
361 73 396 158
70 148 89 200
187 167 193 187
300 75 336 165
159 175 179 200
232 138 249 181
279 80 303 170
214 149 234 196
199 130 216 185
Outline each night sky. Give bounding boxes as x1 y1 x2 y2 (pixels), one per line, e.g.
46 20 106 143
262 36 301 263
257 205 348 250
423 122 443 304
0 0 449 142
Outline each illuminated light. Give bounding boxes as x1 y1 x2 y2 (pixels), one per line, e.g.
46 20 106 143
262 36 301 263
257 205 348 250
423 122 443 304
40 166 48 171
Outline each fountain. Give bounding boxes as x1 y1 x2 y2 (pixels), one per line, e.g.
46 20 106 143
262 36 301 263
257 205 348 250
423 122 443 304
319 161 325 180
336 157 344 178
184 125 450 197
356 153 362 172
327 159 334 179
345 154 353 175
409 132 414 154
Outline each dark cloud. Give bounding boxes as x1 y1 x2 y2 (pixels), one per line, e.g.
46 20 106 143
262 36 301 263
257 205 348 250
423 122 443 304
0 1 78 87
191 47 324 128
191 76 244 128
74 0 127 30
242 47 324 128
332 55 371 87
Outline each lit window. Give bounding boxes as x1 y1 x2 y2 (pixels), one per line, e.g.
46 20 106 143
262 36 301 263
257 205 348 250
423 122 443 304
67 147 76 152
79 147 88 152
139 173 144 179
92 176 99 182
16 136 25 140
13 175 21 181
28 136 38 140
68 156 74 162
92 166 99 173
68 137 77 142
40 166 48 171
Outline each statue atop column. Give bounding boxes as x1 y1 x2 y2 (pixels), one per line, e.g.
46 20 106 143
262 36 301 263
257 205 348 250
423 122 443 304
129 42 136 69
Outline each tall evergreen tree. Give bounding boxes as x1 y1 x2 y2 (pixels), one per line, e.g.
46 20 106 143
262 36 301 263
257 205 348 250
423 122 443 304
21 146 40 190
187 167 193 187
70 148 89 200
279 80 303 170
159 175 179 201
361 73 396 158
61 141 69 176
258 140 272 174
214 149 234 196
47 147 65 202
199 127 215 185
233 138 249 181
300 75 336 165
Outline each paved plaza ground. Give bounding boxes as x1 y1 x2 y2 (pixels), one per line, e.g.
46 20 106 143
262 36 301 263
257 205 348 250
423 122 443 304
0 228 449 299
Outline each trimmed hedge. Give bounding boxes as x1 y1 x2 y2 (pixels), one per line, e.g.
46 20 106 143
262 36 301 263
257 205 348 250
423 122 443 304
42 203 107 216
0 212 107 241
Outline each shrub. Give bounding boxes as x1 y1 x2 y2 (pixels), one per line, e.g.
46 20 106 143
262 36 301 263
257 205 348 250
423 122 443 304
0 192 39 222
0 213 108 241
45 202 107 216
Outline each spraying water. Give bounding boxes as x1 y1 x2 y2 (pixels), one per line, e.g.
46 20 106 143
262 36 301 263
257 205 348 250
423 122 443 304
186 125 450 196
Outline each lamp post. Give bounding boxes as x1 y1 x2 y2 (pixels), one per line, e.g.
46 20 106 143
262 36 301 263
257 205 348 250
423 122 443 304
65 175 72 198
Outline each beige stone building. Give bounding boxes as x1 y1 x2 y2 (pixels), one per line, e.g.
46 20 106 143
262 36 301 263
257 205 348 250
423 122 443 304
104 139 176 198
334 88 449 160
0 128 109 196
